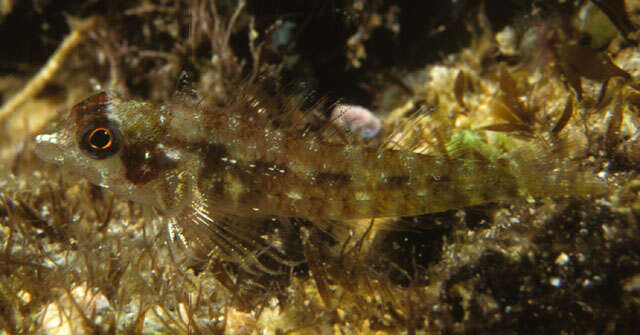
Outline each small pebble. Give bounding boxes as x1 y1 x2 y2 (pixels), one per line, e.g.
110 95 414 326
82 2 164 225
331 104 382 139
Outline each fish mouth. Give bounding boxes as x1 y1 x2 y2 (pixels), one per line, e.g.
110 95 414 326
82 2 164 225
34 132 68 163
34 130 108 188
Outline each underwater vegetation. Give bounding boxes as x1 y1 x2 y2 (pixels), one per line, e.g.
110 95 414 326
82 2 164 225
2 0 640 333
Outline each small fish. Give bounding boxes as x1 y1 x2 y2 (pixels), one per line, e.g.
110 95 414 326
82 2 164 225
34 88 604 271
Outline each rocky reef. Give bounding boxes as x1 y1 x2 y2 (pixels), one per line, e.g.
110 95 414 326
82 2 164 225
1 0 640 333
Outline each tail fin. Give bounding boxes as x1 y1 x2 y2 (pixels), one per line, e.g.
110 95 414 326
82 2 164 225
447 131 607 201
512 145 607 198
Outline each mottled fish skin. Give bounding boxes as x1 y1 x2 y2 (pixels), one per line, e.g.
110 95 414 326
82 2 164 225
35 91 198 217
34 89 604 268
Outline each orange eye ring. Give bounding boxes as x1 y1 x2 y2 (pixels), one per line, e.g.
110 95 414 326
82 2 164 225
88 127 113 150
80 120 120 160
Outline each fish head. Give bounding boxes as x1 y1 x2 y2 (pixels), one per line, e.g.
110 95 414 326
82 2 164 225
34 91 190 211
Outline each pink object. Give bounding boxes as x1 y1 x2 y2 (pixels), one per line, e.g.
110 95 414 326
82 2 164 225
331 104 382 139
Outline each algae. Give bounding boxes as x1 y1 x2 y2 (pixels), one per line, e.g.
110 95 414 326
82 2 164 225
1 0 640 333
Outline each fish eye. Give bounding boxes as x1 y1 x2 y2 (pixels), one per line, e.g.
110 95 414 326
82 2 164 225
80 121 120 159
88 127 113 150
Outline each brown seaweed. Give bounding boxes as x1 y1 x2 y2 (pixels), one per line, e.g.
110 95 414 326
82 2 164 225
551 97 573 134
591 0 637 42
555 40 631 101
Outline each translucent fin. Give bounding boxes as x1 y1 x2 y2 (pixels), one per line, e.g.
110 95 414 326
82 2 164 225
446 131 608 199
510 144 608 198
175 185 302 274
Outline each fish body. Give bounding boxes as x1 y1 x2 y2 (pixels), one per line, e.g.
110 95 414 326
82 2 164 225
34 89 603 268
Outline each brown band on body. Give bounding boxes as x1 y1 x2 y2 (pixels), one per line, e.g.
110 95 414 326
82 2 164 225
121 144 178 185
